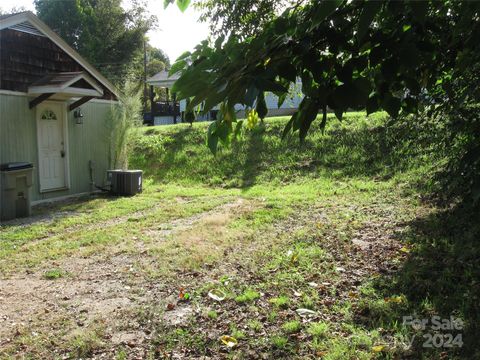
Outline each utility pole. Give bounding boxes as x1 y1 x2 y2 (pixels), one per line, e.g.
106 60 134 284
143 38 148 113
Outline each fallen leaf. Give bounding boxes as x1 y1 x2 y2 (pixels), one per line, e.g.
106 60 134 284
179 287 185 299
290 254 299 264
308 282 318 288
208 289 226 301
296 308 316 316
348 291 358 299
286 249 299 264
293 290 302 297
372 345 385 352
384 296 404 304
399 246 410 253
220 335 238 348
166 303 175 311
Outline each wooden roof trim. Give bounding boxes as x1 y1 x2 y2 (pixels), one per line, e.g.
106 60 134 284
28 86 102 97
65 73 103 93
0 12 119 99
29 72 104 95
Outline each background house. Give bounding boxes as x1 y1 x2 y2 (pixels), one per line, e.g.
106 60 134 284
145 70 303 126
145 70 181 126
0 12 119 205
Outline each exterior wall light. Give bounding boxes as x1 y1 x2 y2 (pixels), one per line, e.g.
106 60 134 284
74 108 84 124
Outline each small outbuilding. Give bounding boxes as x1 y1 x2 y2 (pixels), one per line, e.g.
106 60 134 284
0 12 119 207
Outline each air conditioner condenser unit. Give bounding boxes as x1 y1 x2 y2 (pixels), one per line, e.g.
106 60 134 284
106 170 143 196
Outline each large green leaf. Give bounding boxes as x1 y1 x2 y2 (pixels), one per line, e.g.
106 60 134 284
366 94 380 115
207 121 219 155
187 87 211 111
274 16 289 35
357 1 382 41
382 93 401 117
164 0 174 9
336 61 354 84
169 60 187 76
410 1 429 24
176 0 191 12
320 105 328 133
255 78 288 93
203 89 228 113
298 98 320 141
245 85 260 107
282 114 296 139
277 93 287 109
203 90 227 112
310 0 344 29
402 96 418 113
216 120 232 143
332 84 354 109
256 92 268 120
233 120 244 139
172 70 209 98
176 51 191 62
334 108 343 122
277 62 297 83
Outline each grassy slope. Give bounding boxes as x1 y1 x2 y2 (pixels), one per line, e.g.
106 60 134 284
131 112 433 190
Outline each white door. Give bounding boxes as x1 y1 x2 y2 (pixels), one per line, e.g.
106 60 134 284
37 102 67 191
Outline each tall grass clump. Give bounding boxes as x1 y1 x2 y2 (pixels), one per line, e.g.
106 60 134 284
106 81 142 169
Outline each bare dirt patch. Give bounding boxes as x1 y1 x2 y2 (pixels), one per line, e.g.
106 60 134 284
0 197 256 357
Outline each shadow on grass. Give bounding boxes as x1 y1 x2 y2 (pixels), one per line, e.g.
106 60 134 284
239 124 267 188
0 192 117 228
358 204 480 358
133 125 203 180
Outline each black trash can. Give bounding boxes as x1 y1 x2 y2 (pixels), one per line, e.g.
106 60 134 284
0 162 34 221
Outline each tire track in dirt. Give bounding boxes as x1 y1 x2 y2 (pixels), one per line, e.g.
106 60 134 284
14 196 234 250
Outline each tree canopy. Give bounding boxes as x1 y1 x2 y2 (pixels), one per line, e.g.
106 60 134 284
166 0 479 203
169 0 478 136
194 0 293 39
34 0 156 83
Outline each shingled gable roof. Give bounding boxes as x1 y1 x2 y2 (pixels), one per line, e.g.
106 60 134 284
0 11 119 99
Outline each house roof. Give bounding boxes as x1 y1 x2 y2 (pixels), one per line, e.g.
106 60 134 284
0 11 119 98
147 70 180 89
0 11 29 21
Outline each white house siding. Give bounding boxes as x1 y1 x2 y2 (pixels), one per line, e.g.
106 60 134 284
154 115 177 126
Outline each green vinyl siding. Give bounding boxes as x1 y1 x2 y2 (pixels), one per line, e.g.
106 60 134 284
0 93 114 202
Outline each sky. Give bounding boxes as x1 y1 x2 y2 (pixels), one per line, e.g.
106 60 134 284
0 0 210 63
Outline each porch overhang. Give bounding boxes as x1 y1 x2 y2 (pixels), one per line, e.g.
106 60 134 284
28 72 103 109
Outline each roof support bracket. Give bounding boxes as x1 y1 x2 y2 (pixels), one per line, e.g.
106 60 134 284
69 96 94 111
29 93 54 109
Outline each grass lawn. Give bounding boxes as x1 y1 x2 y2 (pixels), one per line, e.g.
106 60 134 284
0 113 478 359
